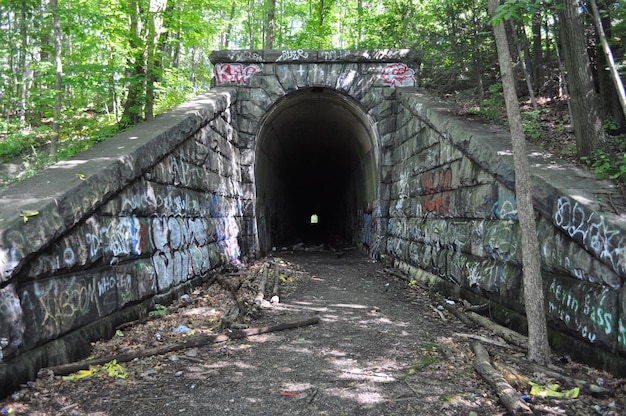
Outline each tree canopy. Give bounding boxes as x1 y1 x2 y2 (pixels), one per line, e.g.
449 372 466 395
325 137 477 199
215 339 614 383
1 0 625 186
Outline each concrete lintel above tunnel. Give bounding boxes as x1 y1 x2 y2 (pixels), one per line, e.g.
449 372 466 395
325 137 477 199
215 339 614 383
254 88 379 252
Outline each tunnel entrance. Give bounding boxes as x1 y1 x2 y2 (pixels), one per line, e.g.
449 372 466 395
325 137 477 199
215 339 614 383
254 87 379 253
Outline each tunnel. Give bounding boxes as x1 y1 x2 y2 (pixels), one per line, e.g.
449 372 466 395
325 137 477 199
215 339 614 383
254 87 380 253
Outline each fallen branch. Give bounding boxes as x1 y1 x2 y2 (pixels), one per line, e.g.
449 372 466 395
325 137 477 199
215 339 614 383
435 296 475 328
429 304 447 322
45 317 321 377
466 311 528 350
454 332 517 350
471 341 533 415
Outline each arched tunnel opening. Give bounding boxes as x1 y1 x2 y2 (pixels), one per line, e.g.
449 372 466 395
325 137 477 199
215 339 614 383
254 87 380 253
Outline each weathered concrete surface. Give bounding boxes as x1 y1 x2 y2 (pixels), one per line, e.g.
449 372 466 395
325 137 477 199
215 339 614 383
2 48 626 397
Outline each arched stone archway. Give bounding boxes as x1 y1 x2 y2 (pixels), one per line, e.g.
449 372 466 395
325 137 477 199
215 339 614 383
254 87 380 252
209 49 421 255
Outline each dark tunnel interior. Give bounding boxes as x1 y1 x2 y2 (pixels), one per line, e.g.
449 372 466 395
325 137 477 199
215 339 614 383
254 87 379 252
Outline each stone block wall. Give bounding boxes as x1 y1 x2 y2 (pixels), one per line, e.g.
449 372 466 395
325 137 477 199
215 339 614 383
383 89 626 368
0 89 252 395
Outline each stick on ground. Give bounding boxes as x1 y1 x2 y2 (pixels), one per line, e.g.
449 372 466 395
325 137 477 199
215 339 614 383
472 341 532 415
45 317 321 377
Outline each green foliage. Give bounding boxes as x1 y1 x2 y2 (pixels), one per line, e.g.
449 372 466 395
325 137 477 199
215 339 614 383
479 83 504 122
149 304 170 317
522 110 544 140
154 68 197 115
581 136 626 183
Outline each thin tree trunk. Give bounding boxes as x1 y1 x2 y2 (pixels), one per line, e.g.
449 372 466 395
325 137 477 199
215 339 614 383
557 0 606 157
551 17 574 124
19 0 28 127
488 0 550 366
588 0 626 122
120 0 146 129
509 19 538 111
51 0 62 162
473 4 485 102
223 1 237 49
531 8 544 92
145 0 167 120
265 0 276 49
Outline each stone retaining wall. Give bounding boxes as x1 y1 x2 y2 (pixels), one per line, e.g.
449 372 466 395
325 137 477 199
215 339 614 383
383 89 626 369
0 89 249 395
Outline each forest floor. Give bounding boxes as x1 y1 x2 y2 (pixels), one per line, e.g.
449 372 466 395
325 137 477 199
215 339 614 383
1 249 624 415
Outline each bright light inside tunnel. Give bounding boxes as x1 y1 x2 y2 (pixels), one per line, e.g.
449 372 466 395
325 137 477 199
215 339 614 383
254 88 379 253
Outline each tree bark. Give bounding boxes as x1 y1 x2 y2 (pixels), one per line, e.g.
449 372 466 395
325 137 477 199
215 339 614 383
556 0 606 157
531 8 544 92
51 0 62 162
144 0 167 120
588 0 626 123
264 0 276 49
489 0 550 365
19 0 29 127
120 0 146 130
509 19 537 110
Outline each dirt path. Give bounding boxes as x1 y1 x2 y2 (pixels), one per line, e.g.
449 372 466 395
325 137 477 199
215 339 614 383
3 250 622 415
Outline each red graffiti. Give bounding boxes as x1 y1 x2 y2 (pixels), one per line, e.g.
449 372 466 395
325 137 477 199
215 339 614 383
381 63 416 87
422 194 451 217
421 168 452 195
214 63 258 85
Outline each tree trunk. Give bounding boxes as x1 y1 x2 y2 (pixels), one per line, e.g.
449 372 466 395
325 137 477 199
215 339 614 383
509 19 537 110
531 8 544 92
19 0 29 127
144 0 167 120
557 0 606 157
488 0 550 366
264 0 276 49
222 1 237 49
120 0 146 130
589 0 626 124
51 0 62 162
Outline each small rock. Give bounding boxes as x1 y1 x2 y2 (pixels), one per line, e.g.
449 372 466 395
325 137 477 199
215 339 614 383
174 371 184 377
270 295 280 304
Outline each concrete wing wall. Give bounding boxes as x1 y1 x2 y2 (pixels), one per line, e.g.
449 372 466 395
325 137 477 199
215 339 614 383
383 89 626 371
0 89 253 395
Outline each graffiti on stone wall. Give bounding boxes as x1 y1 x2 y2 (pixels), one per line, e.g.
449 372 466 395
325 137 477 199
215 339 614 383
85 217 151 263
19 271 138 346
362 205 383 257
484 220 517 261
381 63 416 87
554 196 626 277
214 63 258 85
617 318 626 351
0 284 23 360
210 193 241 265
420 168 452 217
491 189 518 220
229 50 262 62
276 49 309 61
547 278 617 345
321 50 349 61
151 215 212 290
